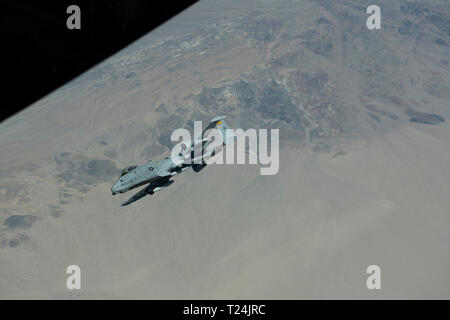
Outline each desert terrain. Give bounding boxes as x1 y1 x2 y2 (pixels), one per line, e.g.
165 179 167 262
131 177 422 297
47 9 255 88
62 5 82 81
1 0 449 298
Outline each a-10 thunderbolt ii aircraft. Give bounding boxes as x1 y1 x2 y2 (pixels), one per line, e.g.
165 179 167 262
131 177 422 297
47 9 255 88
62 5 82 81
111 116 234 206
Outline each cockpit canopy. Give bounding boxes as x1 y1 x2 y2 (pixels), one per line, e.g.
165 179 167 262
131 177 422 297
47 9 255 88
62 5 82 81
120 165 137 177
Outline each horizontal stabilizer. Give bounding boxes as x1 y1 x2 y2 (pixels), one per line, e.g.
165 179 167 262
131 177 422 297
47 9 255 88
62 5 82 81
201 117 235 161
192 163 206 173
202 115 227 137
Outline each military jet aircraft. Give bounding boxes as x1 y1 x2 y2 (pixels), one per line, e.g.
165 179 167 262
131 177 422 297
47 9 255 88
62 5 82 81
111 116 233 206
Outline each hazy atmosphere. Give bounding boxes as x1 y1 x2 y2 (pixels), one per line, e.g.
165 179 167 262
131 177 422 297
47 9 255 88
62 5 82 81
1 0 449 299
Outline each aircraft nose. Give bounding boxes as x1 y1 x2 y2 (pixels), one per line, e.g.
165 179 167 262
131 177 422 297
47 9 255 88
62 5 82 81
111 185 117 195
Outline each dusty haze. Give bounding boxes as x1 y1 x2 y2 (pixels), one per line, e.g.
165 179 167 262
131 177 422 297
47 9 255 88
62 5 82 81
1 0 450 299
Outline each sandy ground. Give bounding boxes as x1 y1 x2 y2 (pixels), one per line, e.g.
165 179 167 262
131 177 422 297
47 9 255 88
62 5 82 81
1 121 450 299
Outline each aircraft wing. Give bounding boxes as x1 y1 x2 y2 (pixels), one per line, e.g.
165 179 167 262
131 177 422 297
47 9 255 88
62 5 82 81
121 185 149 206
121 178 174 206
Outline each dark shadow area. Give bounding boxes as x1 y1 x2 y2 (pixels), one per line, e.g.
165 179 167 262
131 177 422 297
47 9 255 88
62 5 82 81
2 0 198 121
